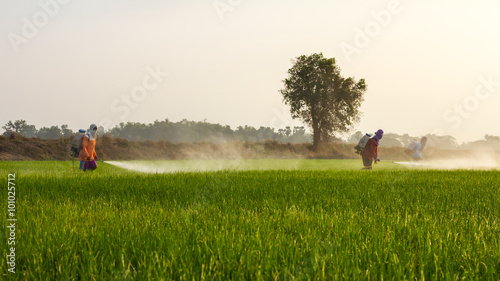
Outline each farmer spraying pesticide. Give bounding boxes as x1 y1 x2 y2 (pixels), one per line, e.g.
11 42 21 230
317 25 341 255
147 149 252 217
79 124 99 171
361 129 383 170
406 136 427 161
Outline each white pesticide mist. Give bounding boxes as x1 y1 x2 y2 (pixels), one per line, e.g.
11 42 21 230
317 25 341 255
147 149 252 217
102 140 306 173
395 152 500 170
103 161 176 173
103 159 304 173
102 140 249 173
103 160 239 173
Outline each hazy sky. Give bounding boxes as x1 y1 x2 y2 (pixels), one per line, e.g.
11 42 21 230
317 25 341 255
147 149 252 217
1 0 500 143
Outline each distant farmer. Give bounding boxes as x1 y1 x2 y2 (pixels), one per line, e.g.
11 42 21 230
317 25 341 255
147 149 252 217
362 129 383 170
411 136 427 161
79 124 99 171
404 138 418 156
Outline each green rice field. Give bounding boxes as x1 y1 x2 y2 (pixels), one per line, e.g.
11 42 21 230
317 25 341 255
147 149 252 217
1 160 499 280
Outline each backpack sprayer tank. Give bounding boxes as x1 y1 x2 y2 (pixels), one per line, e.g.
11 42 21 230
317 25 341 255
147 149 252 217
354 133 372 155
70 129 86 157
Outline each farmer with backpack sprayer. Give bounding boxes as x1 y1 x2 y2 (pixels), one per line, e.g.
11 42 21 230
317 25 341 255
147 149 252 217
405 136 427 160
77 124 99 171
69 129 85 171
353 129 384 170
361 129 383 170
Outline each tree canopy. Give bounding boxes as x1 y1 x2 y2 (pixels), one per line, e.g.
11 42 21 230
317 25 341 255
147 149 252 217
1 119 310 143
280 53 366 149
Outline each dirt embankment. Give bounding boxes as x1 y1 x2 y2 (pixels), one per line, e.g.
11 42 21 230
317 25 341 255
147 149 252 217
0 134 351 160
2 133 491 161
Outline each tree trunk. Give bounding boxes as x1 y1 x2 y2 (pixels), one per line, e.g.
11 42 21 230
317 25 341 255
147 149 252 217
312 116 320 150
312 128 320 150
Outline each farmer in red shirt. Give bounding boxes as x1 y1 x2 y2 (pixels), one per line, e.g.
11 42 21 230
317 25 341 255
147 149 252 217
362 129 383 170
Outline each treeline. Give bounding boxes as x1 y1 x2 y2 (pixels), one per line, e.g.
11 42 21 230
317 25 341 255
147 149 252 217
2 119 311 143
3 119 500 150
347 131 500 150
2 120 73 139
346 131 460 149
105 119 311 143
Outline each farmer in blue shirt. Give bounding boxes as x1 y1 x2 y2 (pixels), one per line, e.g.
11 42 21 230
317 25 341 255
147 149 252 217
412 136 427 160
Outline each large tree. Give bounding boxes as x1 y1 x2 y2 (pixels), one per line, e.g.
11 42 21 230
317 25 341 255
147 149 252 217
280 53 366 149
